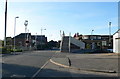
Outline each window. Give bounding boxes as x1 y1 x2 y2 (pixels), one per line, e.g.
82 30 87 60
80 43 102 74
83 36 89 39
102 41 106 46
90 36 96 40
97 37 101 39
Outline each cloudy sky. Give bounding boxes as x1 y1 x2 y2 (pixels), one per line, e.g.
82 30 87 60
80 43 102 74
0 0 119 41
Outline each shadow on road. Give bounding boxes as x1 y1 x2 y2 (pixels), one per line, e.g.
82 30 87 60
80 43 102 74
2 63 118 79
2 63 39 77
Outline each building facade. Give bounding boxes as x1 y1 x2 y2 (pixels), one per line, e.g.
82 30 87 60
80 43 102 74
6 37 12 47
12 33 31 50
113 29 120 53
31 35 47 49
74 34 113 50
12 33 47 50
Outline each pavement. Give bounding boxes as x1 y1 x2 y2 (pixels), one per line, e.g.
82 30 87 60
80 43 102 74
49 52 119 77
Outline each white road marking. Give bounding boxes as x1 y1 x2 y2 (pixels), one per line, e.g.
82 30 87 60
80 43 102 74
31 60 49 78
31 51 58 78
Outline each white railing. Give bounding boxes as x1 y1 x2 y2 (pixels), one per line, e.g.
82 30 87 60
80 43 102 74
60 36 85 52
70 37 85 49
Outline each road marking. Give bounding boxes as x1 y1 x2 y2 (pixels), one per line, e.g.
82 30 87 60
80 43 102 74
31 60 49 78
31 51 58 78
10 74 26 77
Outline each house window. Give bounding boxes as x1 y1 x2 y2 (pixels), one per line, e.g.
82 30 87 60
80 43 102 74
97 37 101 39
102 41 106 46
83 36 89 39
90 36 96 40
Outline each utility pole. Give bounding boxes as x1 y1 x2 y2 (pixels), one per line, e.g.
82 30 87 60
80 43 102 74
4 0 7 47
69 32 71 53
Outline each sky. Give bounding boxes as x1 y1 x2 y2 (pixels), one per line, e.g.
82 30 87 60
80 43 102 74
0 0 119 41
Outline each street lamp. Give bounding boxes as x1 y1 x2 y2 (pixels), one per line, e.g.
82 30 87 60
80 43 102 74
91 30 94 35
91 29 94 49
24 20 28 33
41 28 46 35
14 16 19 52
91 29 94 40
40 28 46 49
35 33 37 50
109 22 112 46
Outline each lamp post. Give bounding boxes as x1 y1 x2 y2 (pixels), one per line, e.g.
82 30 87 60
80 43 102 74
40 28 46 49
60 30 62 52
91 29 94 40
27 29 29 41
24 20 28 48
109 22 112 46
91 30 94 35
91 30 94 49
14 16 19 52
41 28 46 35
35 33 37 50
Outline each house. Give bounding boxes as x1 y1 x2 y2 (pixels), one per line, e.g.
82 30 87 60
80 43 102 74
12 33 31 47
12 33 48 50
113 29 120 53
31 35 47 50
6 37 12 46
74 34 113 50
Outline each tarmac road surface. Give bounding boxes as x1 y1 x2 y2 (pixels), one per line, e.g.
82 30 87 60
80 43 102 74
2 50 56 77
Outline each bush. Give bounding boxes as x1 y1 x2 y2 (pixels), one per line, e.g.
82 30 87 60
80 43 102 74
10 49 22 52
0 45 12 54
1 47 11 54
0 47 22 54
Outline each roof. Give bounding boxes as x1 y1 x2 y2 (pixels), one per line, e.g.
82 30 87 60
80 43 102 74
82 35 112 36
113 29 120 35
31 35 46 38
14 33 31 38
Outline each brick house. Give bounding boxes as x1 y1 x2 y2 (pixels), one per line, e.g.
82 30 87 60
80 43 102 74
12 33 48 50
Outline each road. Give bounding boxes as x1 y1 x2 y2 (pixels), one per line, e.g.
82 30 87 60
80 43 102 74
2 50 56 77
1 51 119 79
